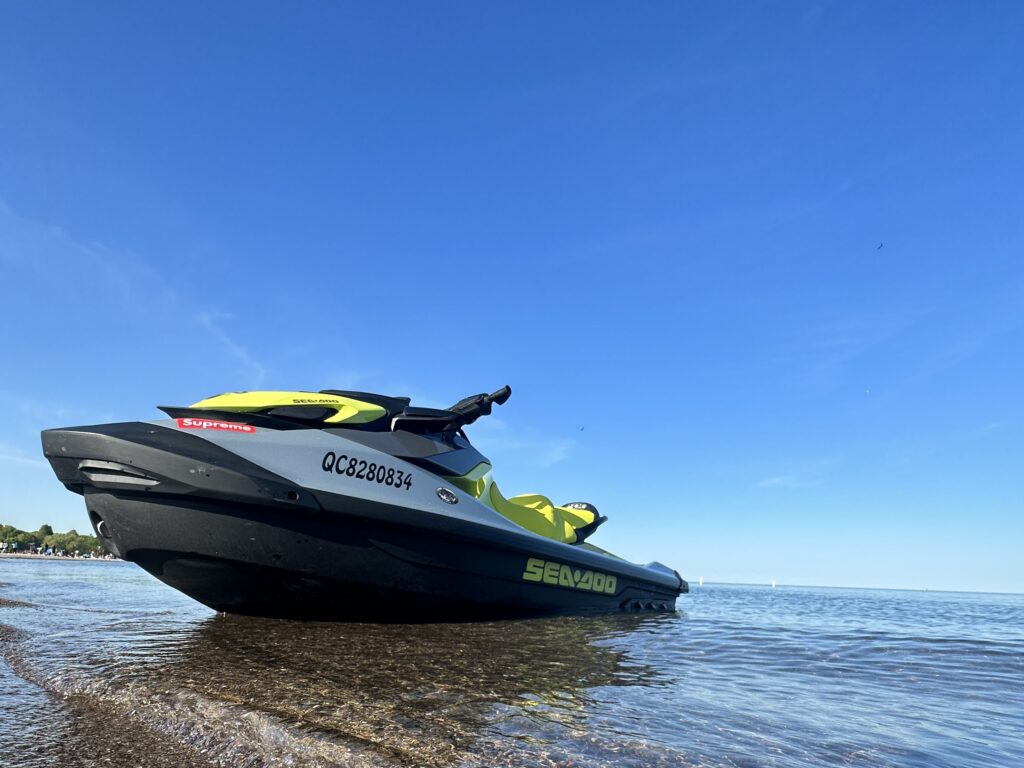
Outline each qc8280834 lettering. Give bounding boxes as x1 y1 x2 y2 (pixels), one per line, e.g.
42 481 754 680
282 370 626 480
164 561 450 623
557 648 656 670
321 451 413 490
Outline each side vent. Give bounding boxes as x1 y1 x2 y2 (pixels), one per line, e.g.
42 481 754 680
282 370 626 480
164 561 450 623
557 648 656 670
78 460 160 489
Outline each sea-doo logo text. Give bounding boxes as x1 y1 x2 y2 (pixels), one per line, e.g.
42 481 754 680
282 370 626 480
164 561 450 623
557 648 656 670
176 418 255 434
436 487 459 504
521 557 617 594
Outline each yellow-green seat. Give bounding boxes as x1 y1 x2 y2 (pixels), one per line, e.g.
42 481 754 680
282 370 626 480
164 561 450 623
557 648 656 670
487 482 599 545
444 464 606 545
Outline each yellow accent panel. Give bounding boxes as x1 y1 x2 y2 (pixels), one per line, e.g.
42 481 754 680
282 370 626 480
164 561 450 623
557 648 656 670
509 495 597 530
487 483 578 544
189 391 386 424
445 462 492 498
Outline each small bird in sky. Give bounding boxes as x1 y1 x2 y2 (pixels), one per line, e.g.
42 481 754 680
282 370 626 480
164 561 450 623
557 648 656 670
877 242 884 250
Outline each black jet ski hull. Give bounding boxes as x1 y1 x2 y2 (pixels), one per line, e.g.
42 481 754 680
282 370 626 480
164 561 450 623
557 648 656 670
83 490 682 620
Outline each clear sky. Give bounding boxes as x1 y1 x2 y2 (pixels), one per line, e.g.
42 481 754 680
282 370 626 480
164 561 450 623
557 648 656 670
1 3 1021 592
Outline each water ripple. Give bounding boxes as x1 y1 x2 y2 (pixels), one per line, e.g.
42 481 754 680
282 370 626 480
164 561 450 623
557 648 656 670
2 561 1023 767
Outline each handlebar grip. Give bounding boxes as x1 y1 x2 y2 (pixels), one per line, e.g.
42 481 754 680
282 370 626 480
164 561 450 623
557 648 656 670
489 385 512 406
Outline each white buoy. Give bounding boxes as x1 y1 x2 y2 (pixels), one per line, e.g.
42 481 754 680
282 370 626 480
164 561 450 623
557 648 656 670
771 579 776 589
698 576 703 587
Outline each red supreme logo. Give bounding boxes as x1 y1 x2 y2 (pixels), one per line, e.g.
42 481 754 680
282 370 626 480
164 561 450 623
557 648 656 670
176 418 256 434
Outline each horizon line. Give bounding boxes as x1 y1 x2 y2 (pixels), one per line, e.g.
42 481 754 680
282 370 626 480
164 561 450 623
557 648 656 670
694 580 1024 597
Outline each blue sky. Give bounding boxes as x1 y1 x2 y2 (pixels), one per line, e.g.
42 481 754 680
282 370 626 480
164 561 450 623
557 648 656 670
1 3 1022 592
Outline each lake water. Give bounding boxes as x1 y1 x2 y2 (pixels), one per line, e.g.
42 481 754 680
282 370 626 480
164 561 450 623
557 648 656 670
1 558 1022 767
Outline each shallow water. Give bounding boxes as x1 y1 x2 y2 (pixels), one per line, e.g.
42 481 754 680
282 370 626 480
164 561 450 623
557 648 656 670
1 559 1022 767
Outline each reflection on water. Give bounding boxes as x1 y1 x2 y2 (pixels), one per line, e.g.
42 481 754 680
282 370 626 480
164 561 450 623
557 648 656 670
139 612 676 766
3 558 1024 768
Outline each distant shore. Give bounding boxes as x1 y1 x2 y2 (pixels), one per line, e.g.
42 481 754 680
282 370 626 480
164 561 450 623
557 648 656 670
0 553 119 562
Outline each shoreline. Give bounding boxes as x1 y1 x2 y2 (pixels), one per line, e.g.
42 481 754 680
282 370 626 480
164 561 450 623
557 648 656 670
0 553 120 563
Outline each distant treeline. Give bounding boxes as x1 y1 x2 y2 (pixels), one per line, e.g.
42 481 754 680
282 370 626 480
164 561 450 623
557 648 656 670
0 523 101 554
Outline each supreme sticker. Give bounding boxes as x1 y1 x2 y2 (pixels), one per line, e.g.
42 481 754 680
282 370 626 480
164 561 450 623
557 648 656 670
176 418 256 434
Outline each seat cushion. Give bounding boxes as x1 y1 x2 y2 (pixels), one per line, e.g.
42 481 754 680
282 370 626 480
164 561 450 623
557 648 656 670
487 484 601 544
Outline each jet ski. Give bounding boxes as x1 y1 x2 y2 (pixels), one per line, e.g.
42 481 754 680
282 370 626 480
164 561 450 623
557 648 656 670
41 386 687 620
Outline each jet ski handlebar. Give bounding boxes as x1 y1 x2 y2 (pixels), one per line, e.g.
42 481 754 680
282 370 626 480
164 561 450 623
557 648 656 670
448 385 511 427
387 386 511 434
